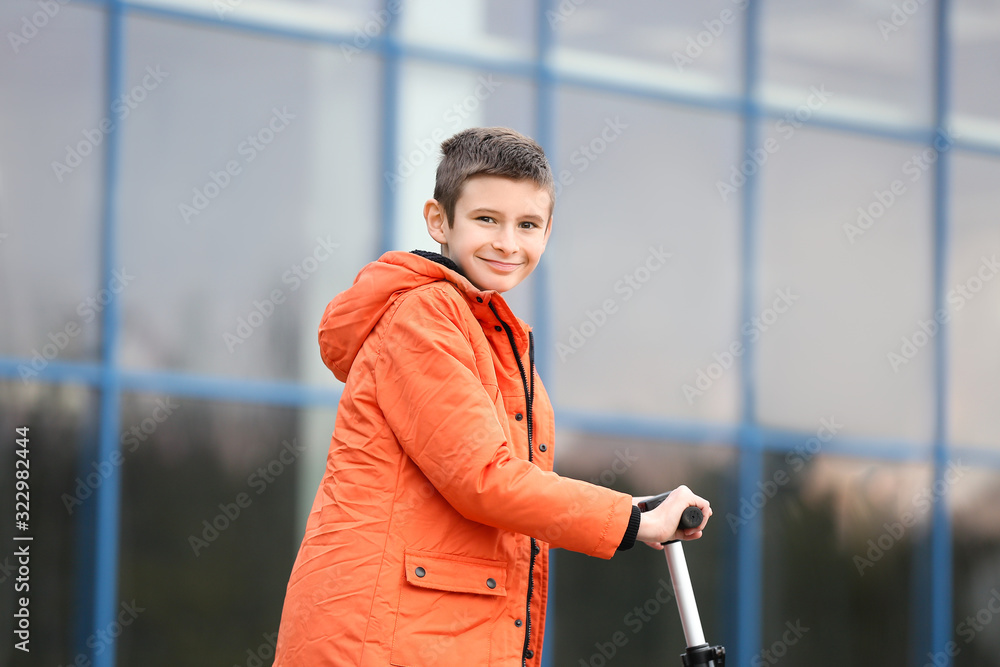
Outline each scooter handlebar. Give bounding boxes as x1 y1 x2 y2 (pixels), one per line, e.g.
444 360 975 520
637 492 704 532
639 492 727 664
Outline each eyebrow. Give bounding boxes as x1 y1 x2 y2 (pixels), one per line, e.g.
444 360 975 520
469 208 545 223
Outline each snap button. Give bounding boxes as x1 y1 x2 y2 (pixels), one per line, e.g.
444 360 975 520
476 296 483 303
515 619 522 627
515 412 523 421
486 578 497 589
494 325 502 332
415 567 425 578
538 443 547 452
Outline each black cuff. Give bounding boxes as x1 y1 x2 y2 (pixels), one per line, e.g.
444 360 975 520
616 505 642 551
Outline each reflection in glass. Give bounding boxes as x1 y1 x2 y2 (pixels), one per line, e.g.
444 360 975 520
948 153 1000 450
952 468 1000 667
551 0 743 95
760 0 933 126
756 125 934 442
952 0 1000 139
551 432 734 665
0 2 105 360
762 453 928 666
117 16 379 383
0 382 95 665
116 395 319 665
551 87 742 422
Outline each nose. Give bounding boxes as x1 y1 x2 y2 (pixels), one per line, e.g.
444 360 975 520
492 223 519 255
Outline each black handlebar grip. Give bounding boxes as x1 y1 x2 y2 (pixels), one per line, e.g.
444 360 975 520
637 492 704 531
680 506 703 530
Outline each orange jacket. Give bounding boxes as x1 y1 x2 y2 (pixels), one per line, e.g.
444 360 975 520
274 251 635 666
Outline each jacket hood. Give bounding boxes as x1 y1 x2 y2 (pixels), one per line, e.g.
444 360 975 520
319 250 493 382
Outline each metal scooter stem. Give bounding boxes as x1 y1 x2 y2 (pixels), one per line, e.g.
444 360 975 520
638 493 726 666
664 541 705 648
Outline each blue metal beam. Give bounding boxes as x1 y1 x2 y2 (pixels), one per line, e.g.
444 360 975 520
733 1 763 663
756 426 929 462
117 0 365 49
557 409 739 446
118 369 342 407
1 352 981 467
929 0 954 662
0 359 342 407
376 1 402 256
534 5 557 666
951 445 1000 469
92 2 125 665
950 137 1000 158
0 357 105 385
1 357 991 468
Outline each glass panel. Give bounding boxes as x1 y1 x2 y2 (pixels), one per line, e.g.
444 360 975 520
550 0 744 95
117 16 380 384
550 434 734 664
550 87 742 422
0 2 105 361
0 381 95 664
760 0 934 126
116 395 329 664
948 152 1000 450
756 125 935 442
953 467 1000 667
952 0 1000 140
398 0 536 57
763 453 929 666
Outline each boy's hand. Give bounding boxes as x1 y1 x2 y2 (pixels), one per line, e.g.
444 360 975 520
634 485 712 550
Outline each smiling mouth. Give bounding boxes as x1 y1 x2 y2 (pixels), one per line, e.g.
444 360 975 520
481 258 522 272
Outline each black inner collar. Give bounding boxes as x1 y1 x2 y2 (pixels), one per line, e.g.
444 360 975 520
410 249 466 278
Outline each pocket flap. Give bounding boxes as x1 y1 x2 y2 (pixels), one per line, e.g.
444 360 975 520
403 550 507 596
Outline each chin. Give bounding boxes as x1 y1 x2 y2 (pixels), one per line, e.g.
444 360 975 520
467 262 532 292
496 279 524 293
473 276 517 293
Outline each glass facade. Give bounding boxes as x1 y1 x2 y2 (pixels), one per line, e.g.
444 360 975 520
2 1 999 665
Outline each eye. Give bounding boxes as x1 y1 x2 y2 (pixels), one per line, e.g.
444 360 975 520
477 216 496 224
519 221 540 229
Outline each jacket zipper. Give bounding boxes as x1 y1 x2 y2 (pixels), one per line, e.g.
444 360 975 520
489 303 536 666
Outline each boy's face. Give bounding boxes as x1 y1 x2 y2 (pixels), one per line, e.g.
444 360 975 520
424 175 552 293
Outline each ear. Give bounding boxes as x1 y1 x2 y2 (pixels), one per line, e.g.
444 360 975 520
424 199 448 245
542 215 553 248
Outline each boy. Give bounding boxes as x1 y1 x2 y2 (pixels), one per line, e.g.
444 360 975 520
273 127 711 666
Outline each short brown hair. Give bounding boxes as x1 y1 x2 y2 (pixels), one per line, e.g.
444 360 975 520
433 127 554 227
